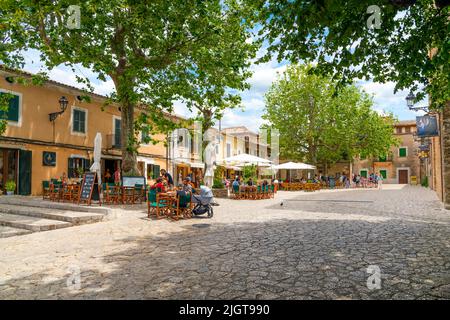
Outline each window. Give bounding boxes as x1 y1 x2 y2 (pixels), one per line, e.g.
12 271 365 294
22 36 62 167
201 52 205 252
146 164 160 180
380 170 387 179
68 157 90 178
226 143 231 157
215 145 219 154
360 170 368 178
396 127 403 134
72 108 86 134
0 92 20 123
141 128 151 144
405 126 411 133
399 147 407 157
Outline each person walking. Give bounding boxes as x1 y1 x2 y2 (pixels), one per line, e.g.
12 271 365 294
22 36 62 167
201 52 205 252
377 172 384 190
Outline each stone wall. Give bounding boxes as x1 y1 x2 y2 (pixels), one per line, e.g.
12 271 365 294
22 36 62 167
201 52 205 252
212 188 229 198
442 102 450 209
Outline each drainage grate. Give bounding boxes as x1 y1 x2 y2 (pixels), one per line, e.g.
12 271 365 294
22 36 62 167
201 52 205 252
191 224 211 228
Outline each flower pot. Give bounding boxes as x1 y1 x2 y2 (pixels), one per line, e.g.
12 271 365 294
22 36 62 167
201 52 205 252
6 191 14 195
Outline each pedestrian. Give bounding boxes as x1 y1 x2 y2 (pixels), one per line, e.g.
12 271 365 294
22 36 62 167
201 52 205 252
114 167 121 185
377 172 383 189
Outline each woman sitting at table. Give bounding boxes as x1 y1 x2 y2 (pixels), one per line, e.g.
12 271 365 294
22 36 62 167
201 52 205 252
151 177 166 192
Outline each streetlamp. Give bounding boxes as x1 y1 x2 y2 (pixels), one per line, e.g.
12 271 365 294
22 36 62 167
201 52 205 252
49 96 69 121
405 91 429 112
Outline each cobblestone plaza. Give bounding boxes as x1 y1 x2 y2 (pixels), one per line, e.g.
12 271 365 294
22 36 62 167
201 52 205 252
1 185 449 299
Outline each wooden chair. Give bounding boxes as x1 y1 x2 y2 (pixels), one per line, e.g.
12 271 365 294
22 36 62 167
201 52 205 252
108 184 121 204
147 188 168 219
232 184 241 199
49 182 62 202
171 191 192 220
71 184 81 202
61 184 73 202
42 181 51 200
133 184 144 204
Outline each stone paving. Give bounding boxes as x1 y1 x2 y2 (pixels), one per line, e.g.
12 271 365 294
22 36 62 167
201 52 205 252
1 185 450 299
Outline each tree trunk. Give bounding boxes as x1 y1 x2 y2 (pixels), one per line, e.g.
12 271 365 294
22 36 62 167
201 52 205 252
121 100 139 176
112 74 139 177
442 102 450 209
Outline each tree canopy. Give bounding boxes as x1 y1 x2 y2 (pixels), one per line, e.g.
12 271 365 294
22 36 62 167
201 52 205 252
257 0 449 109
263 64 398 167
0 0 259 174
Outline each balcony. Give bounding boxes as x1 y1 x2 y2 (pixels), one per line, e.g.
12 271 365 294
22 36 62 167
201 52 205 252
106 134 121 149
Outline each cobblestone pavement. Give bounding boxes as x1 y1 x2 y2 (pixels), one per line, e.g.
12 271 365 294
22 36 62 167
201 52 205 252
1 185 450 299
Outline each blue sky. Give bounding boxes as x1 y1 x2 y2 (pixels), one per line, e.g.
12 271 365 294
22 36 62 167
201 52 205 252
19 48 425 132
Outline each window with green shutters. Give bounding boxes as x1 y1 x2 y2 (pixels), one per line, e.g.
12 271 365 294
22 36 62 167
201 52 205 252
360 170 368 178
399 147 407 157
0 92 20 122
146 164 160 180
73 109 86 133
141 128 151 144
380 170 387 179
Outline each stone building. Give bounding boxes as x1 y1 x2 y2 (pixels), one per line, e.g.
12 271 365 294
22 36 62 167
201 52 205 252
352 121 421 184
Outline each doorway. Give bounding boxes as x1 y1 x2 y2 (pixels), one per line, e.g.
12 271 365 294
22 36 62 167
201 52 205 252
398 169 409 184
0 148 18 193
103 159 121 183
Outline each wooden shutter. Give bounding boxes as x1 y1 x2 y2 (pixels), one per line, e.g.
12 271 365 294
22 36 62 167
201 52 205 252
0 93 19 122
152 165 160 179
18 150 32 195
68 158 75 178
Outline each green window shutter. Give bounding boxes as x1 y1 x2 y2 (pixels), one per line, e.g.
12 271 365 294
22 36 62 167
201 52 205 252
360 170 367 178
380 170 387 179
79 110 86 133
68 158 75 178
399 148 407 157
152 165 160 179
18 150 32 195
0 93 19 122
73 110 86 133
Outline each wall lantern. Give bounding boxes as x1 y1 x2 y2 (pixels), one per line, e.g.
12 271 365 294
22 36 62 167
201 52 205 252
49 96 69 122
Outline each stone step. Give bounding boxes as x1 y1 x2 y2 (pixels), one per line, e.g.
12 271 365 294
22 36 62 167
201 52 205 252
0 204 104 225
0 212 72 232
0 225 33 238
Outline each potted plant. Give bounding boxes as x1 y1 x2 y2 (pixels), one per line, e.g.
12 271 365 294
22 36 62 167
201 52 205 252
5 180 16 195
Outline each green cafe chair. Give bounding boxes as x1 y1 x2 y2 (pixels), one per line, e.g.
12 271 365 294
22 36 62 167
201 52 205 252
147 188 167 219
42 180 51 200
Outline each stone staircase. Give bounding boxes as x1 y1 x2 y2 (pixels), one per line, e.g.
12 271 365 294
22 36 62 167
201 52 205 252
0 197 113 238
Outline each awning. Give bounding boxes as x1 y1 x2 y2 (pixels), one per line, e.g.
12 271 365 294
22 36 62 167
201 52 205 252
274 161 316 170
190 162 205 168
219 153 272 166
137 156 155 165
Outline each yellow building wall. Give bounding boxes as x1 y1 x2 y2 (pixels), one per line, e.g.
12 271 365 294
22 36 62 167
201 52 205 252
0 74 169 195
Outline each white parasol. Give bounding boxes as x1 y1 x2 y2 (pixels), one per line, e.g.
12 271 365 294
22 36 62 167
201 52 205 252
90 132 102 185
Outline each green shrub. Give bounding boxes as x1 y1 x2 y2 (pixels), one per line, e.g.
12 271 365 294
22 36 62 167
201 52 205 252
5 180 16 192
421 176 429 188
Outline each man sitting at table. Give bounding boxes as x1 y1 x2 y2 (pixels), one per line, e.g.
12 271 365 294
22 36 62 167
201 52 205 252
180 177 193 194
151 177 166 192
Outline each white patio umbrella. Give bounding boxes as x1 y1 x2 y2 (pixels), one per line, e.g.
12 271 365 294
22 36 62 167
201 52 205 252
220 153 272 166
90 132 102 185
274 161 316 181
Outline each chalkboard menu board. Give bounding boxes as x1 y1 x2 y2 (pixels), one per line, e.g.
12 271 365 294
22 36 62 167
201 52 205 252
78 172 101 205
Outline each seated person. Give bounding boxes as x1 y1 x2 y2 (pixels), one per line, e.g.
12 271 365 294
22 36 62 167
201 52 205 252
247 178 254 186
180 177 193 194
150 177 166 192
